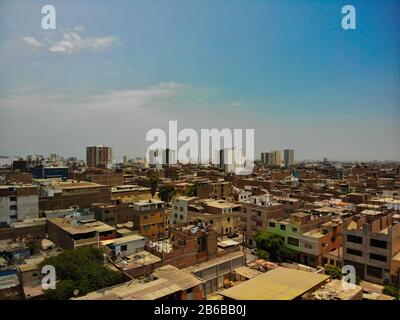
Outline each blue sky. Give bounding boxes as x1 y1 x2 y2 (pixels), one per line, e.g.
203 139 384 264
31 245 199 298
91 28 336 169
0 0 399 161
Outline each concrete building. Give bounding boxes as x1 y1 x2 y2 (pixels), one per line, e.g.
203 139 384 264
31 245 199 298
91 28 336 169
47 217 116 249
0 185 38 226
300 219 343 267
242 194 284 247
31 165 69 179
38 180 111 211
219 267 330 300
86 145 112 169
146 224 218 270
147 148 176 167
188 199 242 236
92 200 136 226
73 170 124 187
219 148 245 174
103 234 146 259
196 180 232 200
171 196 198 225
183 251 245 298
342 211 400 284
261 150 282 167
267 212 333 253
75 264 204 300
284 149 294 168
131 199 167 240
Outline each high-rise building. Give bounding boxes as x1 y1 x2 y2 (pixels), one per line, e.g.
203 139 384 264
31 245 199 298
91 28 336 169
86 145 112 169
219 148 245 173
284 149 294 167
147 148 176 168
261 150 281 166
261 152 268 164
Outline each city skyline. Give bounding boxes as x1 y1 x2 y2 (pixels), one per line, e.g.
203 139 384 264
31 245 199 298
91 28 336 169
0 0 399 161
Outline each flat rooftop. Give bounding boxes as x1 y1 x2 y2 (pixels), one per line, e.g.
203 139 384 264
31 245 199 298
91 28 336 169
114 250 161 270
74 264 202 300
48 217 112 235
303 280 362 300
104 234 145 246
233 266 263 279
219 267 330 300
183 251 244 274
42 180 106 189
133 199 164 205
204 199 241 209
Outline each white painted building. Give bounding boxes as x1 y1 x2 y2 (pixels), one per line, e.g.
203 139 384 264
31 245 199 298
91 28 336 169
171 196 198 225
0 185 39 225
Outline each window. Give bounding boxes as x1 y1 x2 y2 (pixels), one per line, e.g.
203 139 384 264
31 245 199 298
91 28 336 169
366 265 383 279
143 215 148 220
180 207 183 212
269 222 276 228
370 239 387 249
174 214 178 218
227 218 230 222
347 234 362 244
9 205 17 210
292 227 298 233
210 220 213 224
10 196 17 201
305 243 313 249
287 237 299 247
346 248 362 257
280 224 286 231
121 245 127 251
369 253 387 262
180 215 183 220
174 206 178 210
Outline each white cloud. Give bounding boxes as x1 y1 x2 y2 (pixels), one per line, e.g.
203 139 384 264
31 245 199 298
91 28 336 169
230 100 245 107
0 82 185 114
21 27 118 55
21 36 42 49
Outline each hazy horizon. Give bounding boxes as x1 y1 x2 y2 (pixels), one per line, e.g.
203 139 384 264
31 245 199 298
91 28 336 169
1 0 399 162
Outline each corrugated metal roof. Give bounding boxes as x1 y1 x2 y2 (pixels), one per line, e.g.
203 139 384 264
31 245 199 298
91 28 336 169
220 267 330 300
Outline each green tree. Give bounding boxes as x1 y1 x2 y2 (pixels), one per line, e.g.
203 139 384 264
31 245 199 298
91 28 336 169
382 286 399 300
148 171 159 198
256 249 270 260
255 231 298 262
39 246 124 300
324 264 343 280
277 247 298 262
158 184 176 203
255 231 284 261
